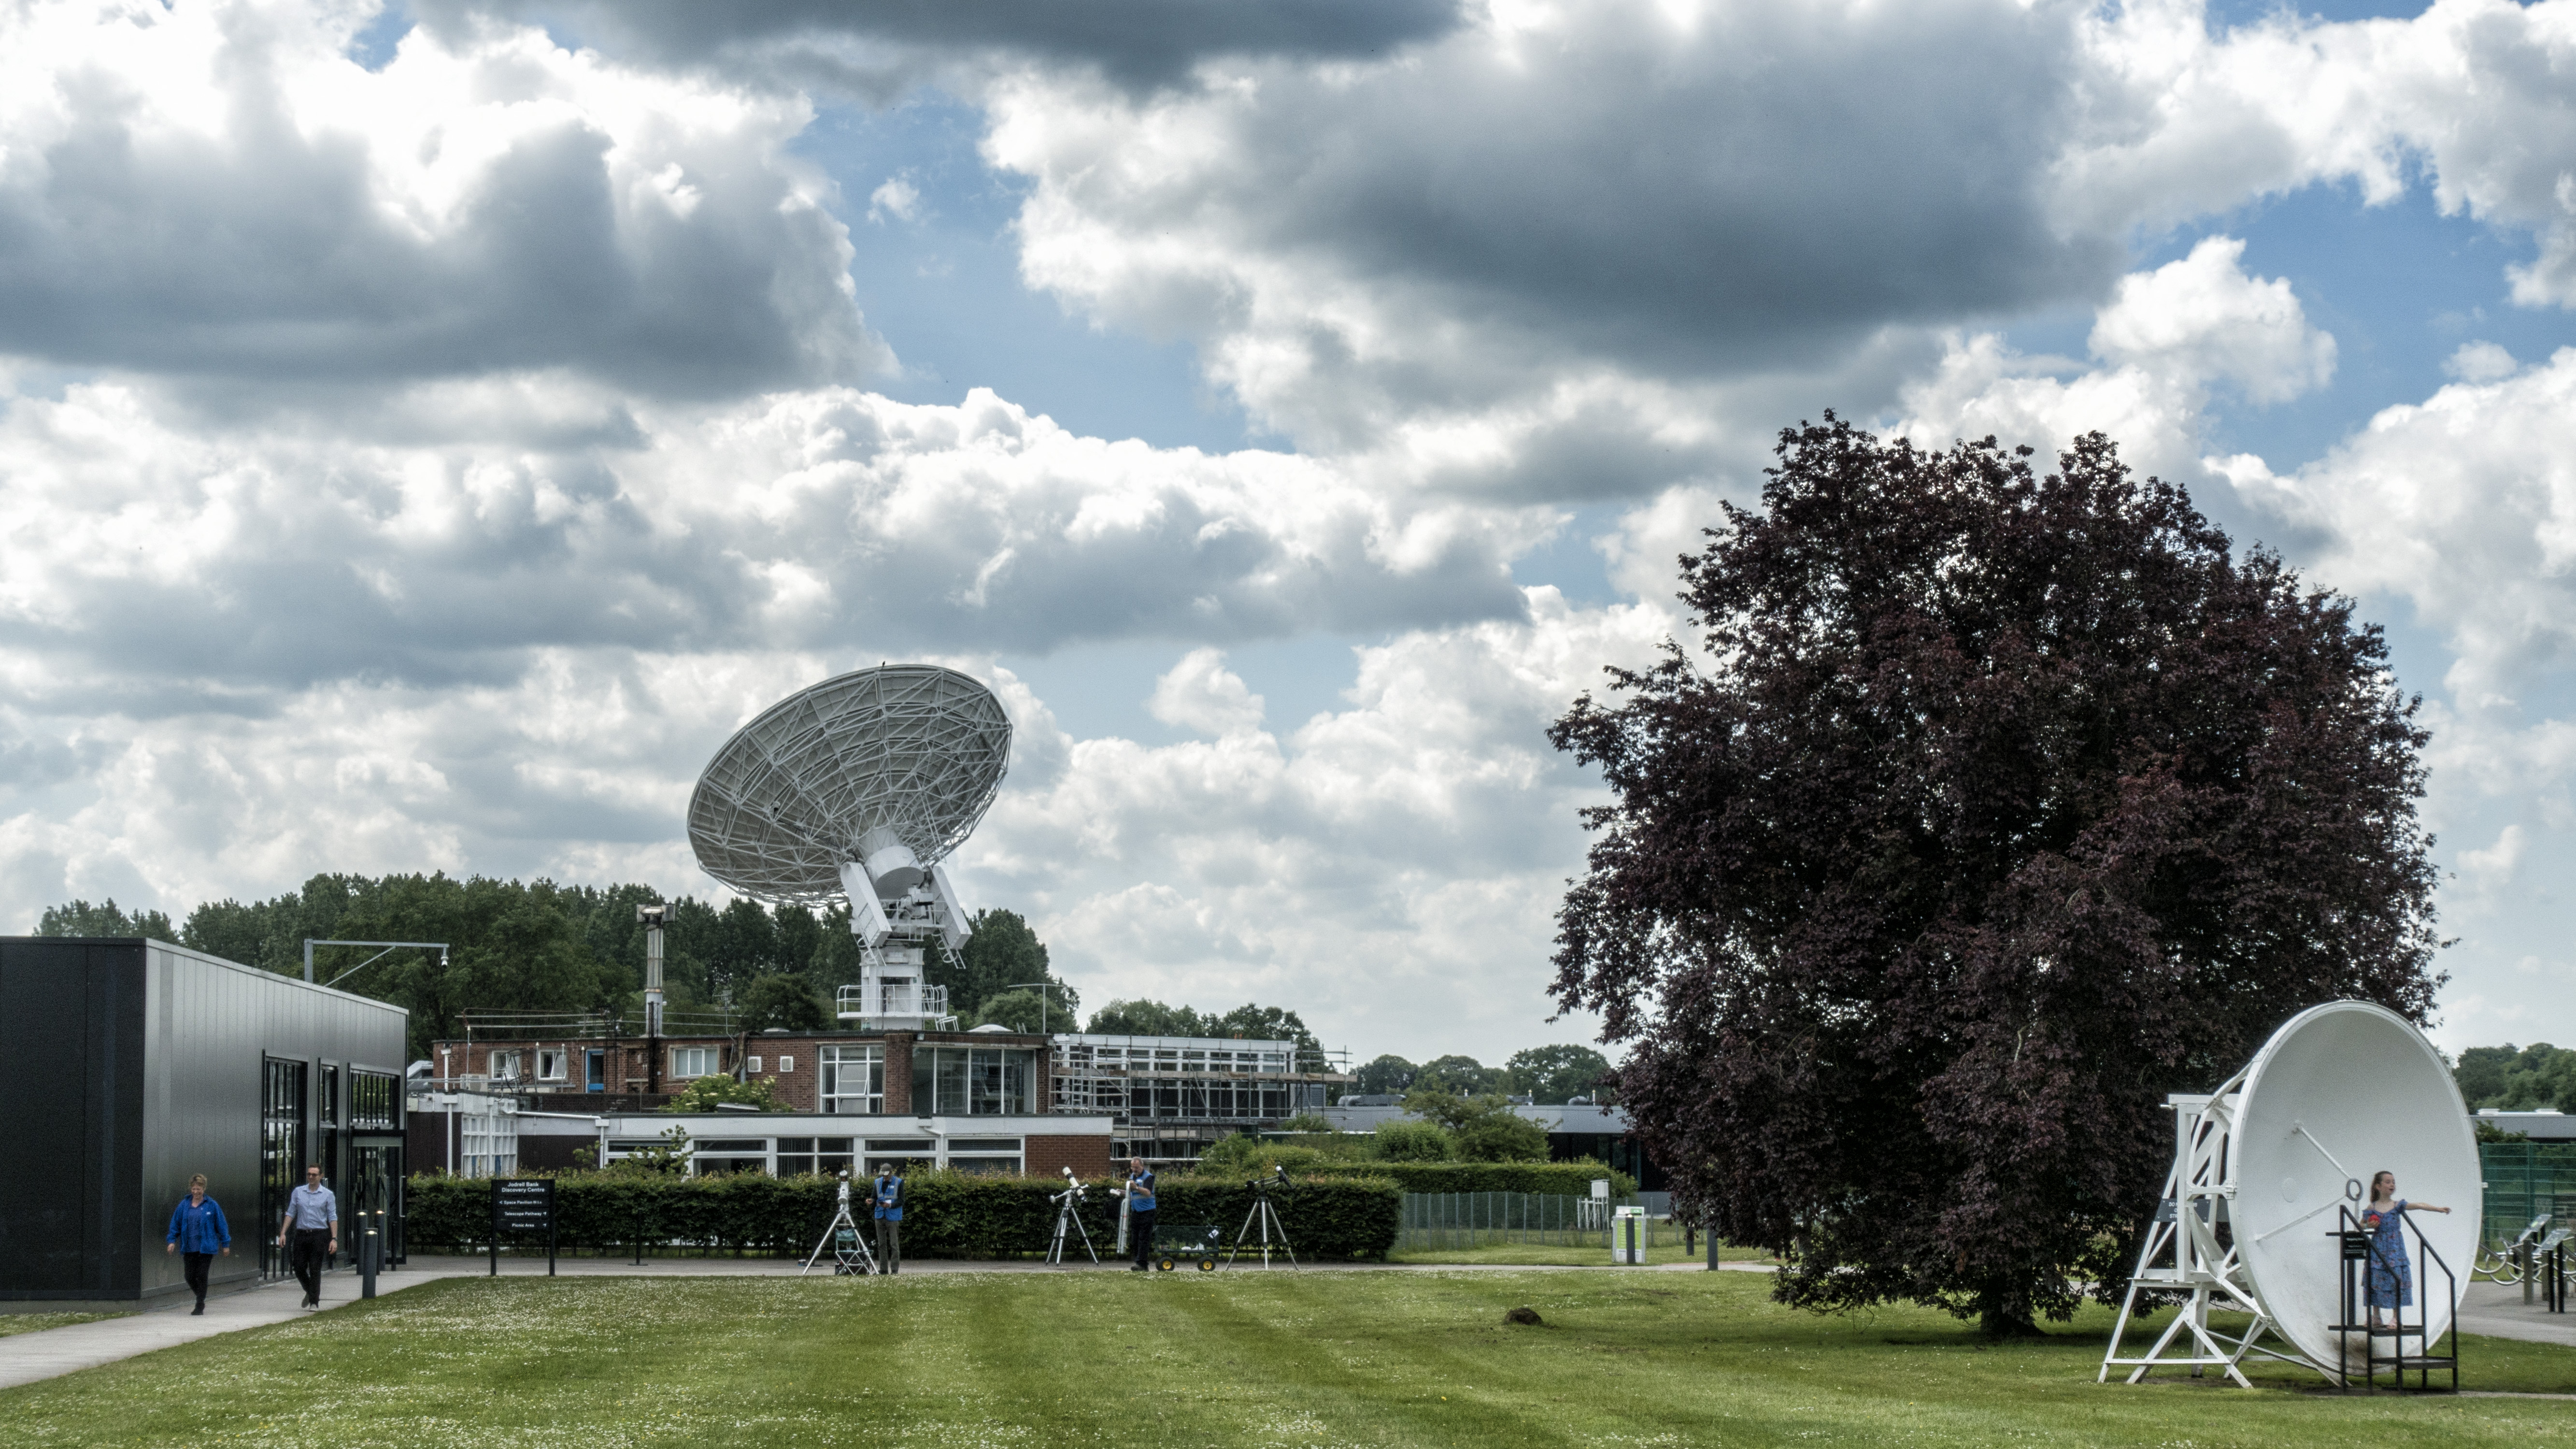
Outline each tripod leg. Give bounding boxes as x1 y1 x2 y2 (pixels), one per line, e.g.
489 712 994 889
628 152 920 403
1266 1200 1299 1269
1072 1207 1098 1263
1224 1197 1267 1268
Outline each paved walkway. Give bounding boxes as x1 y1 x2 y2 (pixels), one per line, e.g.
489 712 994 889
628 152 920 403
2460 1280 2576 1349
4 1257 2561 1393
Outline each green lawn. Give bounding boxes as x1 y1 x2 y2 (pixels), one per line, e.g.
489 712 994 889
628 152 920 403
0 1313 126 1340
3 1271 2571 1447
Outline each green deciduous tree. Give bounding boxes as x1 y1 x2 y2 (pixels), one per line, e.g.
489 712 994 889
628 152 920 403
1353 1055 1417 1096
738 971 832 1033
1412 1055 1499 1095
36 898 176 940
1503 1045 1613 1105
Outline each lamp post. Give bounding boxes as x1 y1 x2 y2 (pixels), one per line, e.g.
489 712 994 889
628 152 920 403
303 938 449 986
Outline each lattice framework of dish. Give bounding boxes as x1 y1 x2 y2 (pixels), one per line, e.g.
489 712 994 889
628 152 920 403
687 665 1011 904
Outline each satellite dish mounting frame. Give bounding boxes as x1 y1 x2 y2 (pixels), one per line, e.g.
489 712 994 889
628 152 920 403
2097 1076 2302 1387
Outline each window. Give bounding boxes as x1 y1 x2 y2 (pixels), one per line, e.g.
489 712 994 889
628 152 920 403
670 1046 718 1079
747 1055 763 1074
774 1136 855 1177
489 1050 521 1081
821 1046 884 1115
351 1071 400 1130
911 1047 1039 1115
537 1049 568 1081
779 1055 796 1074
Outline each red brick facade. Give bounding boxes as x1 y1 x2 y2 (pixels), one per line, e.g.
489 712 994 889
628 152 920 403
1025 1133 1115 1180
433 1029 1047 1117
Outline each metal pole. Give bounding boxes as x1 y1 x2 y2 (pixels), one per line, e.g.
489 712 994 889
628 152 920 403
361 1214 379 1299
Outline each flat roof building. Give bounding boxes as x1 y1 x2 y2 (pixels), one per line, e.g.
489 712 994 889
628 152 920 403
1 936 408 1310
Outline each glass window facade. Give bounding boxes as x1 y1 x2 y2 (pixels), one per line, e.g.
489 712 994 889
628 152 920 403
911 1047 1038 1115
821 1045 883 1115
773 1137 856 1177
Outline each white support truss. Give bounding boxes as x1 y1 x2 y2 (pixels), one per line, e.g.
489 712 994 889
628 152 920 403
2099 1081 2312 1387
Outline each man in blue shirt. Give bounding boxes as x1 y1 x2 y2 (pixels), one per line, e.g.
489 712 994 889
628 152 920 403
1126 1158 1157 1272
275 1164 338 1310
872 1166 905 1275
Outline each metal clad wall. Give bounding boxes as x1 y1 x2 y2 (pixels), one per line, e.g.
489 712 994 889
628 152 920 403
0 939 119 1292
136 941 405 1302
0 937 406 1305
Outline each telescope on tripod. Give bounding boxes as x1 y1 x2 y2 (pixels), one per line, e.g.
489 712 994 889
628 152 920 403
1223 1164 1298 1270
802 1171 880 1277
1046 1167 1099 1266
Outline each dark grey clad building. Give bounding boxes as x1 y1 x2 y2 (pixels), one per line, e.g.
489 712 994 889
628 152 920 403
0 937 408 1309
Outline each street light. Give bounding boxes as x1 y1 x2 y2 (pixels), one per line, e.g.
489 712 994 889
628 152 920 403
304 938 449 987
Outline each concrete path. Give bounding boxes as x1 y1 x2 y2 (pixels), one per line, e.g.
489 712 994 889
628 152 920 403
0 1263 466 1392
2459 1280 2576 1349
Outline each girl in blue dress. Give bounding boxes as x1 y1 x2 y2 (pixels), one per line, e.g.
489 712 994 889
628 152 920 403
2362 1170 2455 1327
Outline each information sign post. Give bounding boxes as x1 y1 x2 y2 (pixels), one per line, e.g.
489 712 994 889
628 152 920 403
491 1178 557 1277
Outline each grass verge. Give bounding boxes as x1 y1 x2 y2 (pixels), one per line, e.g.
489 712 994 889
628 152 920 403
1 1270 2569 1446
0 1313 128 1340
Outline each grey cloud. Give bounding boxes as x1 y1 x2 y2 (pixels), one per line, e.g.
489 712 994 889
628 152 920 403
425 0 1465 92
0 387 1536 712
0 10 884 399
998 0 2121 418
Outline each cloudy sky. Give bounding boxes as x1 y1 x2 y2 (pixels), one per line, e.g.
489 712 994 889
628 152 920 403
4 0 2573 1065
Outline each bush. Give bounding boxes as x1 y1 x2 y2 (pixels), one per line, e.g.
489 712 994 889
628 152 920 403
660 1076 788 1113
403 1170 1401 1260
1454 1112 1550 1162
1373 1119 1453 1162
1192 1138 1350 1177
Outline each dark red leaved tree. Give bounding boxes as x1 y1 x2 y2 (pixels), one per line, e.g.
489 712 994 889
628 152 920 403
1549 417 2441 1334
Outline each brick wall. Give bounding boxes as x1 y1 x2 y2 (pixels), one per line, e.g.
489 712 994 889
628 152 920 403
1026 1133 1114 1180
884 1032 916 1114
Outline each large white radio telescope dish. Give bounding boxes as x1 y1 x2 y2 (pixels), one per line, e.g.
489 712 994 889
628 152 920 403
687 664 1011 906
2229 1000 2479 1369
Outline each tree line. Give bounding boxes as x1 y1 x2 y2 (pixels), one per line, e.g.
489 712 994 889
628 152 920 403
2455 1044 2576 1115
1350 1046 1613 1105
33 887 1332 1073
34 880 1074 1062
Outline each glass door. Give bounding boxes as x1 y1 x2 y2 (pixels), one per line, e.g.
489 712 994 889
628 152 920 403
259 1057 308 1279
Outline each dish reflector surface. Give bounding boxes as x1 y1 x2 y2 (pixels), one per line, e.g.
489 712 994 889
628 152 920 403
2231 1001 2478 1370
688 665 1010 904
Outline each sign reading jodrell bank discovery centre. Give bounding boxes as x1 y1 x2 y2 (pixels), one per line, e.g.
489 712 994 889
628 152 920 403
490 1178 557 1276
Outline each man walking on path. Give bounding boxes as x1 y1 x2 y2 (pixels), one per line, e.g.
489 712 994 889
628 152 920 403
276 1164 337 1309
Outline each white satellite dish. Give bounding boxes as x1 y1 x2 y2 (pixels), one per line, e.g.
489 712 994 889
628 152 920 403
688 664 1011 1028
2101 1000 2477 1386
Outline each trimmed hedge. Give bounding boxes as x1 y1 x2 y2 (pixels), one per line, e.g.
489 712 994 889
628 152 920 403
404 1171 1400 1261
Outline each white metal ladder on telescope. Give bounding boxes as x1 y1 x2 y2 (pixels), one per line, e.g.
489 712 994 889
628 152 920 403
2099 1088 2302 1388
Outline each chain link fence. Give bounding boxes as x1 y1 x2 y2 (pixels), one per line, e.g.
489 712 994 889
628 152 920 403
1396 1191 1685 1252
2479 1140 2576 1248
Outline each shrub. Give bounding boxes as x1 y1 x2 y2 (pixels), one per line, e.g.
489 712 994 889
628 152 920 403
660 1076 788 1113
1373 1119 1454 1162
1454 1112 1550 1162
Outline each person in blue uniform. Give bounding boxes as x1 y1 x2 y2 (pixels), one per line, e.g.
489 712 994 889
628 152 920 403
872 1165 905 1275
164 1174 231 1315
2362 1169 2455 1328
1126 1158 1157 1272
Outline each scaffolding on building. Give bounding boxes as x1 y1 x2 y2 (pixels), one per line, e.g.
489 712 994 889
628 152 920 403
1051 1033 1354 1167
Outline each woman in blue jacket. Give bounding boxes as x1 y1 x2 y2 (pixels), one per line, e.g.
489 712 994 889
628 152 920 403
165 1174 231 1315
